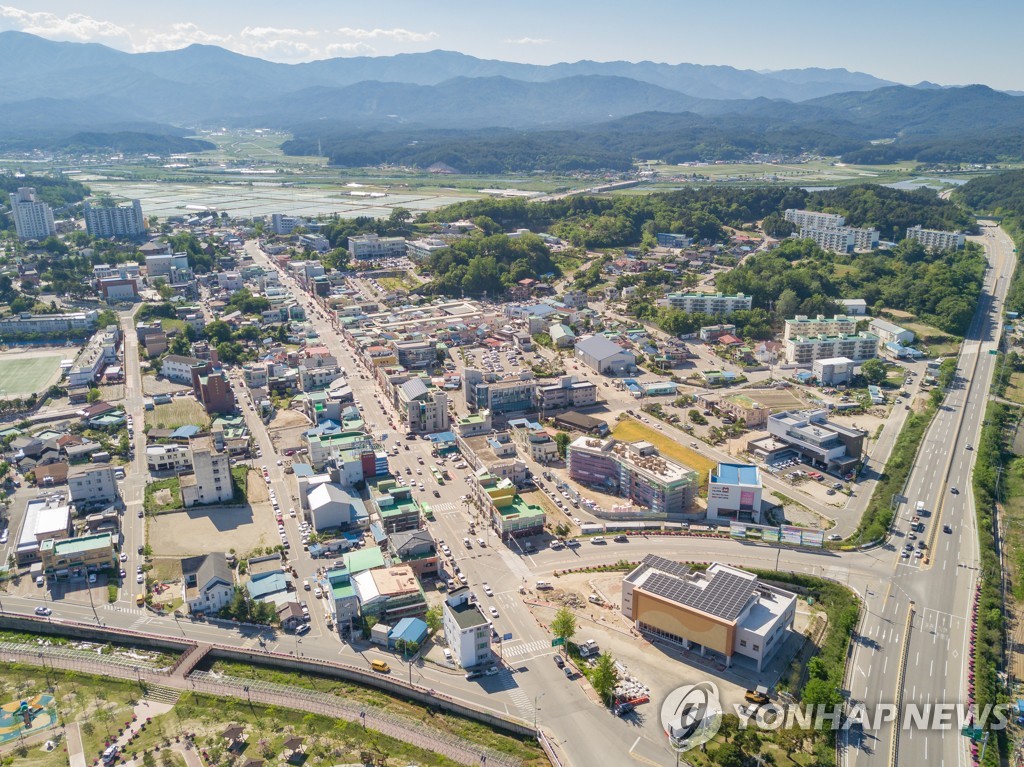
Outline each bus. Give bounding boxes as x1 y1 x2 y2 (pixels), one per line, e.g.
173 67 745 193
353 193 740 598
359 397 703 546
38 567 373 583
431 467 445 485
422 503 435 521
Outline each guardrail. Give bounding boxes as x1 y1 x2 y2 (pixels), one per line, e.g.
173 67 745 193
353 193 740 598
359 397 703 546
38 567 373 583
889 602 916 767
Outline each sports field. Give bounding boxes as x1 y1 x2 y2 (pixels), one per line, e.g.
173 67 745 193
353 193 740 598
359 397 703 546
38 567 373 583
0 353 65 398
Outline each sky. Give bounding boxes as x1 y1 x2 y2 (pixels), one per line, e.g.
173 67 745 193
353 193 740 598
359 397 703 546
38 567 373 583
2 0 1023 89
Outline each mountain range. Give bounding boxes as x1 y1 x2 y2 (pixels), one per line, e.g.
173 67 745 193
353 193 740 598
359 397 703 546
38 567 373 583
0 30 1020 167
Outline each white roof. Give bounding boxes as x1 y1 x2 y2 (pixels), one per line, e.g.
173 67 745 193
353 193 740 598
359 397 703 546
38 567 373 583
575 335 632 361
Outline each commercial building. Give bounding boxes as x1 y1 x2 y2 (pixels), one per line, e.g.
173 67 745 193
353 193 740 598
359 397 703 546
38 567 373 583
83 200 146 238
463 369 537 416
304 430 382 475
388 529 439 579
145 252 190 280
906 225 965 251
552 410 609 436
373 482 422 535
40 533 115 578
783 315 858 341
535 376 597 413
784 209 845 229
868 318 914 346
756 409 865 473
508 418 559 463
348 234 407 260
308 483 367 532
16 496 73 565
353 565 427 622
67 463 118 507
567 437 698 515
707 464 763 523
477 474 546 539
574 335 637 376
180 436 234 507
784 332 878 364
812 356 856 386
397 378 449 435
8 187 56 240
146 444 192 473
622 557 796 671
442 587 492 669
658 292 752 315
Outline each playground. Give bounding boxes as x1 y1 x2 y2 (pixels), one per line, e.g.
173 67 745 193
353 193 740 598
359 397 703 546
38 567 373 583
0 693 55 743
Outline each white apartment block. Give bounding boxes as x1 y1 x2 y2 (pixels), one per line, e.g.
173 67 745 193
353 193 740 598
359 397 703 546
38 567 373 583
160 355 203 384
406 237 449 261
146 445 192 473
84 200 146 238
180 437 233 507
784 332 879 364
67 463 118 506
800 225 878 253
348 234 407 260
658 292 752 314
270 213 304 235
67 328 119 388
442 588 492 669
784 209 845 229
906 225 965 251
9 187 56 240
783 314 858 341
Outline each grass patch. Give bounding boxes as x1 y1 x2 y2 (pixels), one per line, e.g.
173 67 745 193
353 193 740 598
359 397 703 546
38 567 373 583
612 417 717 490
146 399 211 431
144 476 182 514
1003 369 1024 405
230 465 248 504
0 354 64 398
160 318 187 335
900 320 963 356
203 659 545 763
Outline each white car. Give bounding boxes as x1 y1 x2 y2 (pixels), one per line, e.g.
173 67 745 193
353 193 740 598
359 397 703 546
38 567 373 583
136 574 144 584
120 552 128 562
489 606 499 617
458 573 468 584
483 584 493 596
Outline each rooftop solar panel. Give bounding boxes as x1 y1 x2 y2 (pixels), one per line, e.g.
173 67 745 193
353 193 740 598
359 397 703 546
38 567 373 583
643 568 755 622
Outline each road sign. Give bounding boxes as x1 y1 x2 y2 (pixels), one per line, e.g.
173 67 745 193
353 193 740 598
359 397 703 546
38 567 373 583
961 725 983 740
503 632 513 641
893 495 908 505
551 637 565 647
989 349 998 355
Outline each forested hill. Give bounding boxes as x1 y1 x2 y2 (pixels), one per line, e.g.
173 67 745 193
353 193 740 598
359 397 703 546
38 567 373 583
421 184 974 249
0 174 89 208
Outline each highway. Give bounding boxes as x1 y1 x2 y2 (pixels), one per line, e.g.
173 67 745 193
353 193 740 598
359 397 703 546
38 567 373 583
844 223 1014 767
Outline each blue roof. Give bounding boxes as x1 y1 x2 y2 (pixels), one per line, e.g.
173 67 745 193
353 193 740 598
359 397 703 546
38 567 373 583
713 463 760 486
390 617 429 645
292 463 314 478
245 572 288 600
170 425 202 439
428 431 457 443
369 522 388 544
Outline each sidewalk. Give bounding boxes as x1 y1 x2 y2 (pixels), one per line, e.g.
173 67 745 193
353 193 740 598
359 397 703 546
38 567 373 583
67 721 86 767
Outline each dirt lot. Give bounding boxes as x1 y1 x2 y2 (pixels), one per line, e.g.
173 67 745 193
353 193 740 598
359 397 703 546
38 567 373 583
267 407 312 452
247 469 270 503
142 374 192 396
148 503 278 558
741 388 807 410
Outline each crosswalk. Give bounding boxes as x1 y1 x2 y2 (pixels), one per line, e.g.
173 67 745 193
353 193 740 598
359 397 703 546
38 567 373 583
505 685 534 719
500 639 551 659
103 604 146 616
431 502 458 513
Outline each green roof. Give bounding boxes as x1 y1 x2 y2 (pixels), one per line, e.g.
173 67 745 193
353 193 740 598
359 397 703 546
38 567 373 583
343 546 386 574
497 495 546 521
49 533 113 555
331 581 356 601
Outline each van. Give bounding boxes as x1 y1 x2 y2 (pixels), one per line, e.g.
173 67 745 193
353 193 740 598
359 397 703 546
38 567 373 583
102 745 119 764
371 659 391 673
536 581 553 590
135 593 145 607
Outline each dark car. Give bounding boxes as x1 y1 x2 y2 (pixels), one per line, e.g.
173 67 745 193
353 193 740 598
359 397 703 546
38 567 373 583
950 487 959 494
553 655 565 668
613 535 629 543
433 490 440 498
943 524 953 533
563 666 573 679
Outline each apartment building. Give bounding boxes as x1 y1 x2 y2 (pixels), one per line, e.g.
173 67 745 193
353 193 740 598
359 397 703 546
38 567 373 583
146 444 192 473
784 332 879 364
180 436 233 507
9 187 55 240
906 225 965 251
348 234 407 260
800 225 878 253
67 463 118 506
442 588 492 669
657 292 752 315
784 209 845 229
783 314 858 341
567 437 698 515
195 370 235 415
270 213 305 235
83 200 147 238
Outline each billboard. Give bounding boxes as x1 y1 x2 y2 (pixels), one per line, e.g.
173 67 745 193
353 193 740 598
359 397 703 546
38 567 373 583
761 528 781 543
730 523 747 539
780 525 803 545
801 529 824 548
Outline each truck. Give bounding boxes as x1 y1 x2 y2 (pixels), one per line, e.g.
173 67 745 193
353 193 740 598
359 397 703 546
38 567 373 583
916 501 925 513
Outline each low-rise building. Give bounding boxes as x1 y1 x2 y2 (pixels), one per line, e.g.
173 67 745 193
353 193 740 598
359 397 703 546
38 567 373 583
146 444 192 473
813 356 856 386
308 483 367 532
373 482 422 535
16 496 73 565
40 532 115 578
707 463 763 523
348 234 407 260
442 587 492 669
353 564 427 622
868 318 914 346
535 376 597 413
508 418 559 463
388 529 439 579
397 378 449 435
67 463 118 507
622 557 796 671
160 355 205 384
181 553 234 616
754 409 865 474
574 335 636 376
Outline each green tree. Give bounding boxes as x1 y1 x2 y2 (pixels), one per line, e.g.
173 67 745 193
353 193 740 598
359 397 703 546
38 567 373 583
86 387 101 403
590 652 619 704
775 287 800 319
713 741 745 767
425 605 442 634
551 607 577 649
204 320 233 344
554 431 571 459
860 358 887 385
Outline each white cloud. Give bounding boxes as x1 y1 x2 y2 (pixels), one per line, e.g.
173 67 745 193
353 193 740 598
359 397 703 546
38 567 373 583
326 41 376 57
0 5 132 44
141 22 229 52
506 37 551 45
241 26 317 41
336 27 437 42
